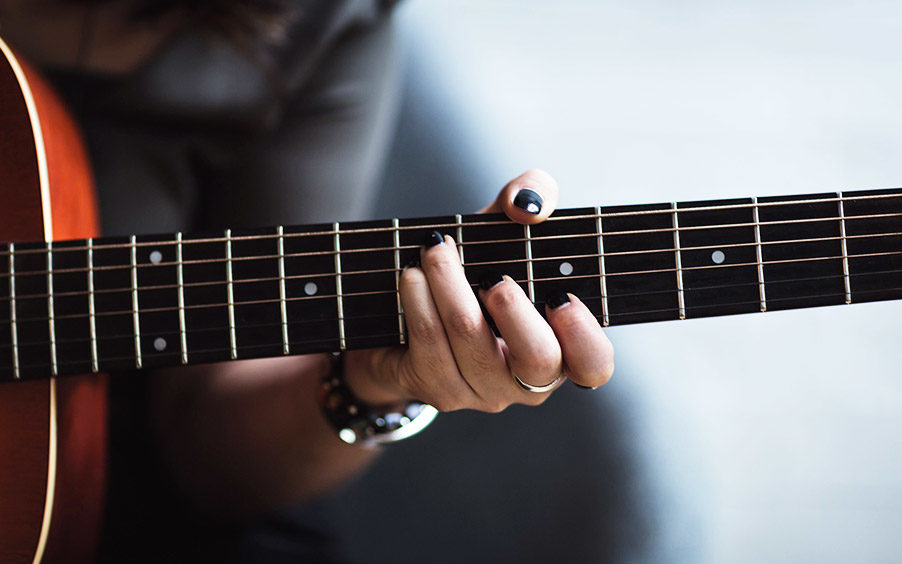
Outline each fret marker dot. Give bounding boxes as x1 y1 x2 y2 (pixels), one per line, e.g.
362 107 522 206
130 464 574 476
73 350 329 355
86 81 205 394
149 250 163 264
559 261 574 276
711 250 726 264
304 282 318 296
153 337 167 352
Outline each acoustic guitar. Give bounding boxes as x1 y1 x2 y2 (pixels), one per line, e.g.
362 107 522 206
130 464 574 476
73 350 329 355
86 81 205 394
2 36 902 562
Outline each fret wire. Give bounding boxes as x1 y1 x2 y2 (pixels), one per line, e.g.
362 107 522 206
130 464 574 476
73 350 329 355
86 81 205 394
456 214 464 264
11 234 902 308
130 235 142 369
596 206 609 327
8 272 902 356
672 203 686 320
524 223 535 303
225 229 237 360
752 197 767 312
393 219 405 345
838 192 852 304
334 222 346 351
3 209 902 282
46 242 58 376
176 232 188 364
87 238 98 372
277 226 290 355
2 192 901 261
14 246 902 328
9 243 19 379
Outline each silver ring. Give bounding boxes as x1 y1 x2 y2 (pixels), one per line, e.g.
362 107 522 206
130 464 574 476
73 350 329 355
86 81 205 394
512 372 565 393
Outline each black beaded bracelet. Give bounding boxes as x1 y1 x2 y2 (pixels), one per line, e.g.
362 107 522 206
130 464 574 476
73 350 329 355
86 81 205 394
317 354 438 447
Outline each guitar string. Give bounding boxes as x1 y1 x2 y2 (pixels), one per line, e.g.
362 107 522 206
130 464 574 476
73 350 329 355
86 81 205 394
7 220 902 281
4 192 900 373
4 244 902 317
6 226 902 304
3 249 902 341
3 284 898 375
0 212 900 283
0 191 899 259
0 285 888 365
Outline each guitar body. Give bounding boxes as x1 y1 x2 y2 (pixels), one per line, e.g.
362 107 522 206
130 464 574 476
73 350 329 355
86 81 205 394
0 39 105 563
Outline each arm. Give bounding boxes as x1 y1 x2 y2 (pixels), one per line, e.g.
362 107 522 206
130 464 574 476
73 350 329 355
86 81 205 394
149 170 615 517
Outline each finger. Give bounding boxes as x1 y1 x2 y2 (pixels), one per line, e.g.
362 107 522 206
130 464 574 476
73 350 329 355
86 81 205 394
397 264 480 411
479 168 560 224
544 292 614 389
419 232 509 404
478 274 562 394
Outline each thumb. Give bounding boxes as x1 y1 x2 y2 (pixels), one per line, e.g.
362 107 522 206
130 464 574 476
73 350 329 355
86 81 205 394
479 168 560 224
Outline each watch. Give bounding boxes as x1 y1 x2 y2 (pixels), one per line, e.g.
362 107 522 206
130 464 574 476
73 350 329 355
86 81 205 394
317 354 438 447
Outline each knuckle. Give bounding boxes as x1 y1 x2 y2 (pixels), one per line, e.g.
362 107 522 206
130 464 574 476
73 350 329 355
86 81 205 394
401 268 423 286
532 347 562 376
422 251 458 275
410 317 442 347
422 355 453 383
467 346 499 376
399 267 427 291
556 310 591 333
512 340 561 377
447 309 483 339
481 399 510 414
484 282 519 311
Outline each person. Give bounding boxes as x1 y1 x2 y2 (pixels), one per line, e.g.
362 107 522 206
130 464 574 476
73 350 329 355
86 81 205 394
0 0 614 560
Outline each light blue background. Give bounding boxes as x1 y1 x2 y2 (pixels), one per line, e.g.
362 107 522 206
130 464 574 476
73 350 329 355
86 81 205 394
397 2 902 562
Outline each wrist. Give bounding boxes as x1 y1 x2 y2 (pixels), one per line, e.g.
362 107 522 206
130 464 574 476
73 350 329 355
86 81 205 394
342 348 410 406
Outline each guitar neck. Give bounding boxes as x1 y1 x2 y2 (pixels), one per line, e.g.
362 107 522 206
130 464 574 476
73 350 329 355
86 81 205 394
2 187 901 381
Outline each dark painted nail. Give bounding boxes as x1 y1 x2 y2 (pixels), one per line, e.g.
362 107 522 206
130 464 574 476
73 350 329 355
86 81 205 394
573 382 599 391
545 290 571 309
425 230 444 248
514 189 543 215
479 271 504 291
405 255 421 269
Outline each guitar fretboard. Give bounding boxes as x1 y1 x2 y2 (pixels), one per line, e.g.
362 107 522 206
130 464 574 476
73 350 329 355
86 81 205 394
1 187 901 381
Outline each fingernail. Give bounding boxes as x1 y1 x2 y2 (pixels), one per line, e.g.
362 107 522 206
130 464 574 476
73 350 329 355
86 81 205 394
545 290 571 309
573 382 599 391
479 271 504 291
405 255 421 269
514 189 543 215
425 230 444 248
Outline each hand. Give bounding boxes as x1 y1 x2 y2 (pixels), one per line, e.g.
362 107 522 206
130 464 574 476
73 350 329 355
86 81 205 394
344 169 614 412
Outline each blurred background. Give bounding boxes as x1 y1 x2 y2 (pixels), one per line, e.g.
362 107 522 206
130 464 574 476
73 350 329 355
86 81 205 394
326 1 902 563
